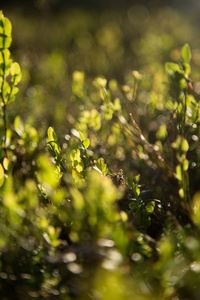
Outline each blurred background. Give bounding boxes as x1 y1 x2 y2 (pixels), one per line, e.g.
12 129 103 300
1 0 200 139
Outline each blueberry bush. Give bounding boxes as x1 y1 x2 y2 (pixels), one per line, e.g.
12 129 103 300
0 10 200 300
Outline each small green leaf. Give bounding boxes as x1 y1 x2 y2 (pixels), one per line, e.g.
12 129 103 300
93 77 107 88
47 126 57 142
0 16 12 49
11 62 22 85
82 138 90 149
165 62 182 75
2 81 10 98
156 124 167 140
181 138 189 153
79 131 84 142
179 78 187 90
0 163 4 187
3 157 9 171
183 159 189 171
10 86 19 95
94 158 107 176
70 149 84 173
176 165 182 181
11 62 20 75
113 98 121 111
192 192 200 226
145 201 155 214
1 17 12 35
172 136 189 153
132 70 143 81
181 44 191 64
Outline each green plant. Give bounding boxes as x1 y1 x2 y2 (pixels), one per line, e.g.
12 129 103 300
1 10 200 300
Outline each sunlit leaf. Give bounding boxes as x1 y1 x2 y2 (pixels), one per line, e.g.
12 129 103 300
176 165 182 181
0 16 12 49
0 163 4 187
3 157 9 171
82 138 90 149
165 62 182 75
47 126 57 142
11 62 22 85
181 43 191 64
79 131 84 141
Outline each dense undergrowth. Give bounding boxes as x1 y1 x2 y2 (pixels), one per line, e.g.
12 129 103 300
0 9 200 300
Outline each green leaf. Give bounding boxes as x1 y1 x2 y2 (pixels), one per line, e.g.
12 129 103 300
183 159 189 171
192 192 200 226
2 81 10 98
145 201 155 214
47 126 57 142
0 163 4 187
82 138 90 149
0 16 12 49
10 86 19 95
172 136 189 153
181 138 189 153
179 78 188 90
94 158 108 176
70 149 84 173
165 62 182 75
93 77 107 88
132 70 143 81
183 63 191 75
156 124 167 140
113 98 121 111
11 62 22 85
181 44 191 64
47 127 61 157
11 62 21 75
0 17 12 36
3 157 9 171
79 131 84 141
176 165 182 181
0 49 12 76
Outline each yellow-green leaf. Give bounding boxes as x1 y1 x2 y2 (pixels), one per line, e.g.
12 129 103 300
146 201 155 214
79 131 84 142
11 62 22 85
0 163 4 187
82 138 90 149
191 192 200 226
176 165 182 181
181 43 191 64
3 157 9 171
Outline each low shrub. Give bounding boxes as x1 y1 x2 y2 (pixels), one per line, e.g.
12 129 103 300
0 11 200 300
